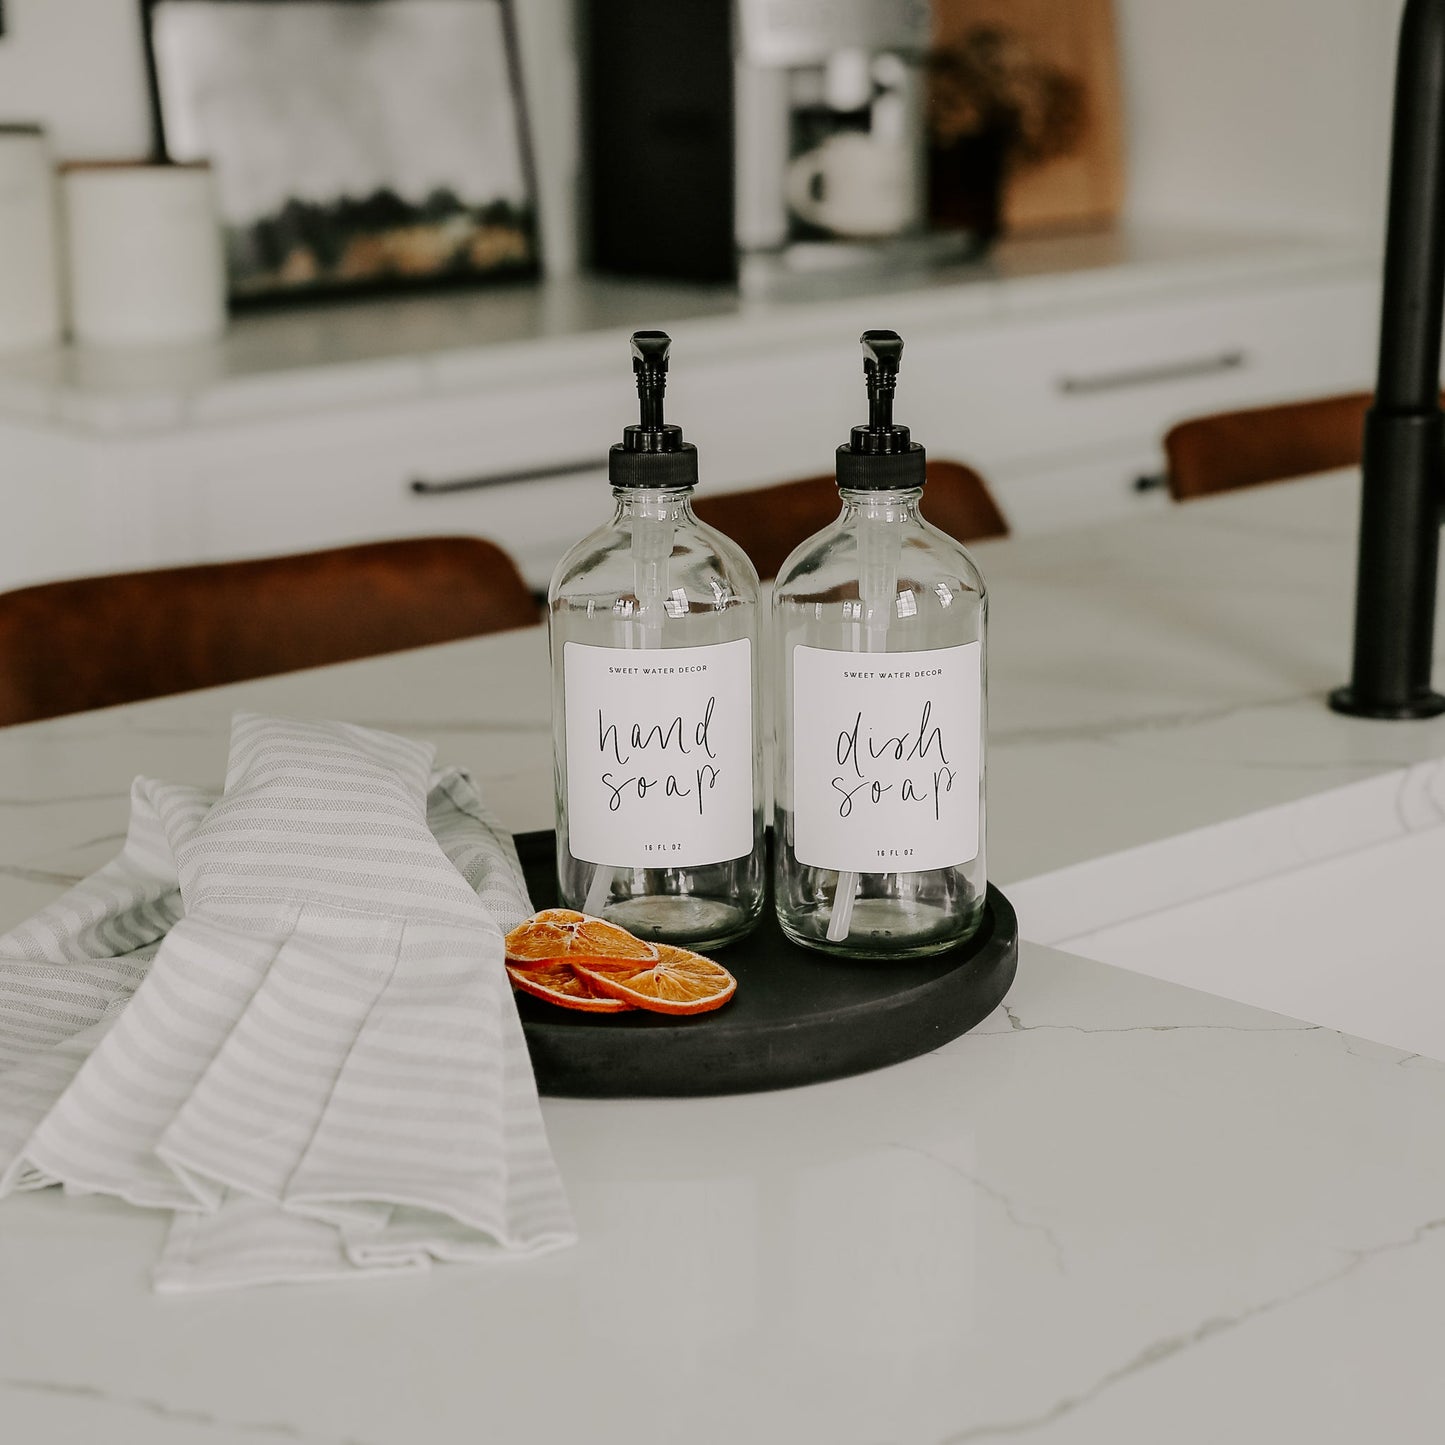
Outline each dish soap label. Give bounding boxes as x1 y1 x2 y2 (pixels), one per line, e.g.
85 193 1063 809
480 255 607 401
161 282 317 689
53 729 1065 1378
792 641 981 873
564 639 754 869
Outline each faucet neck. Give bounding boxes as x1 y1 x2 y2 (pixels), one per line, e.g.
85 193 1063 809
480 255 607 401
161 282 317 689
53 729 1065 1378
1375 0 1445 414
1331 0 1445 720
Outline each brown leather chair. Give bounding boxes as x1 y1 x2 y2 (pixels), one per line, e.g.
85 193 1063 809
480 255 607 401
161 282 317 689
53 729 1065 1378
0 536 539 726
1165 392 1372 501
692 459 1008 581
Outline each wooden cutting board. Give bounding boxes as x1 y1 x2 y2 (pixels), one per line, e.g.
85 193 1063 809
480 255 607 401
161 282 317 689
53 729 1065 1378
932 0 1125 234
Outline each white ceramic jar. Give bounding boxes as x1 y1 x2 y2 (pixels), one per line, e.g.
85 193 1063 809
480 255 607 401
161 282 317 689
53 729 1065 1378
0 125 63 352
62 161 227 346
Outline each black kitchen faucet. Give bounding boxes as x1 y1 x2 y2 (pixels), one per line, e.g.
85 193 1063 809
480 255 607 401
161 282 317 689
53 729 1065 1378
1332 0 1445 718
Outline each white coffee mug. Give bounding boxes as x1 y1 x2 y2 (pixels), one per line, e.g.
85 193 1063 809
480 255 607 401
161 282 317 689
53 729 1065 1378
785 133 919 240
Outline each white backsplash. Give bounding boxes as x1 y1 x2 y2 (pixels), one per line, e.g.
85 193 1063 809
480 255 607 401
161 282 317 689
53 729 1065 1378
0 0 1406 262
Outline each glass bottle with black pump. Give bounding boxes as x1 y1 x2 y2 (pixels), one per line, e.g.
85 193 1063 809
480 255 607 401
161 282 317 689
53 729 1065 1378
772 330 987 958
549 331 765 948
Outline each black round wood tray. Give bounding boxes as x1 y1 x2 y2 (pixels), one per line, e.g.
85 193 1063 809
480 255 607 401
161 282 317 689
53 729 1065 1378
513 831 1019 1098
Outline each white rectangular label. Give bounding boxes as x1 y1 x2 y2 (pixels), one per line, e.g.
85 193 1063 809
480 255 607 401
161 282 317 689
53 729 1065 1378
792 642 981 873
564 639 753 868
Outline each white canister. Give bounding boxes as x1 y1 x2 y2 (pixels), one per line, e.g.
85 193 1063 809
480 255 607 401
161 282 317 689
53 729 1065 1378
62 161 227 347
0 125 63 352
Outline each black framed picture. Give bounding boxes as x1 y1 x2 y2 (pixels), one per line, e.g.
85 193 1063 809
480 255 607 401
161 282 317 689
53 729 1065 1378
142 0 540 304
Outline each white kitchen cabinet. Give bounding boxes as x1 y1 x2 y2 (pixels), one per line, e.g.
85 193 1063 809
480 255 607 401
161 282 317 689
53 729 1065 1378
155 380 621 586
0 229 1382 592
908 277 1377 461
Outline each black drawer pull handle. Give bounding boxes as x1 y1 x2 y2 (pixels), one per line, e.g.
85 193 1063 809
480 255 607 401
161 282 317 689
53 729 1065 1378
1058 350 1247 396
1133 472 1170 493
410 458 607 496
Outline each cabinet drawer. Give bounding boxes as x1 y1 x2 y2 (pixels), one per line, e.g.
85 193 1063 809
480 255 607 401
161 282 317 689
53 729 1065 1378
171 379 623 588
672 347 857 490
177 347 859 582
906 276 1378 469
987 446 1171 536
402 463 614 586
190 450 615 591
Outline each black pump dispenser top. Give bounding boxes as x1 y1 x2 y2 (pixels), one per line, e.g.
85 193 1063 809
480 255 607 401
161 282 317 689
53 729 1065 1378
609 330 699 489
836 329 927 490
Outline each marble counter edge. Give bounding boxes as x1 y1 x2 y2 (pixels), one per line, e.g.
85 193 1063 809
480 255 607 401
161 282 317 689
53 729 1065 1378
0 232 1377 440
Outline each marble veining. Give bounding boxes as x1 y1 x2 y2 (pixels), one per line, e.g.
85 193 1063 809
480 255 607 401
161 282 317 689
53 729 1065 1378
1 1377 377 1445
942 1210 1445 1445
889 1139 1072 1277
5 470 1445 1441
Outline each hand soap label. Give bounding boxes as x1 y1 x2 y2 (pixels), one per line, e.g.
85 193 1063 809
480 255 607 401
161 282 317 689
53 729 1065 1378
792 642 981 873
564 639 753 868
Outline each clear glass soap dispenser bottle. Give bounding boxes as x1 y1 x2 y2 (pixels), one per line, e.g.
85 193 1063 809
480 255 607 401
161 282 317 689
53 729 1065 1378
772 330 988 958
548 331 766 949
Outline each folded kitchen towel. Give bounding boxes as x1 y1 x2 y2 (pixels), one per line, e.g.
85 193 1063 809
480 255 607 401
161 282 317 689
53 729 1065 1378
0 713 575 1291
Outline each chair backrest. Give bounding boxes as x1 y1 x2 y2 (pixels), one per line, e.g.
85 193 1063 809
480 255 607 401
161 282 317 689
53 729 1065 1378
1165 392 1372 501
0 535 539 726
692 459 1008 581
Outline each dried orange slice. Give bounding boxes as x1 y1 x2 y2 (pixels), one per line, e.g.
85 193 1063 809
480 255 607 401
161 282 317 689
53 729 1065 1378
574 945 737 1016
505 908 658 966
506 960 635 1013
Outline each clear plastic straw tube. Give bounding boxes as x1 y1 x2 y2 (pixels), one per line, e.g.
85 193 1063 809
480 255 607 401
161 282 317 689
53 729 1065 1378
582 506 675 916
825 513 898 942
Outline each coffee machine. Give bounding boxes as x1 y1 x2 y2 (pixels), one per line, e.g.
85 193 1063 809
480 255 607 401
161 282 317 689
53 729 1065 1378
584 0 970 290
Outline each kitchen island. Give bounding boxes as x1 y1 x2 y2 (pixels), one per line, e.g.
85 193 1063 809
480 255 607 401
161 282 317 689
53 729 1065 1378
3 470 1445 1443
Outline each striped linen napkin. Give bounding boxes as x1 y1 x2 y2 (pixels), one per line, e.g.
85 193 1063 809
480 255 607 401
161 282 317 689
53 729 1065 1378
0 713 575 1291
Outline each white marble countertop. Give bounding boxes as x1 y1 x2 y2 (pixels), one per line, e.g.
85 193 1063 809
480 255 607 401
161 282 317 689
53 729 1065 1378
5 470 1445 1443
0 227 1372 437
